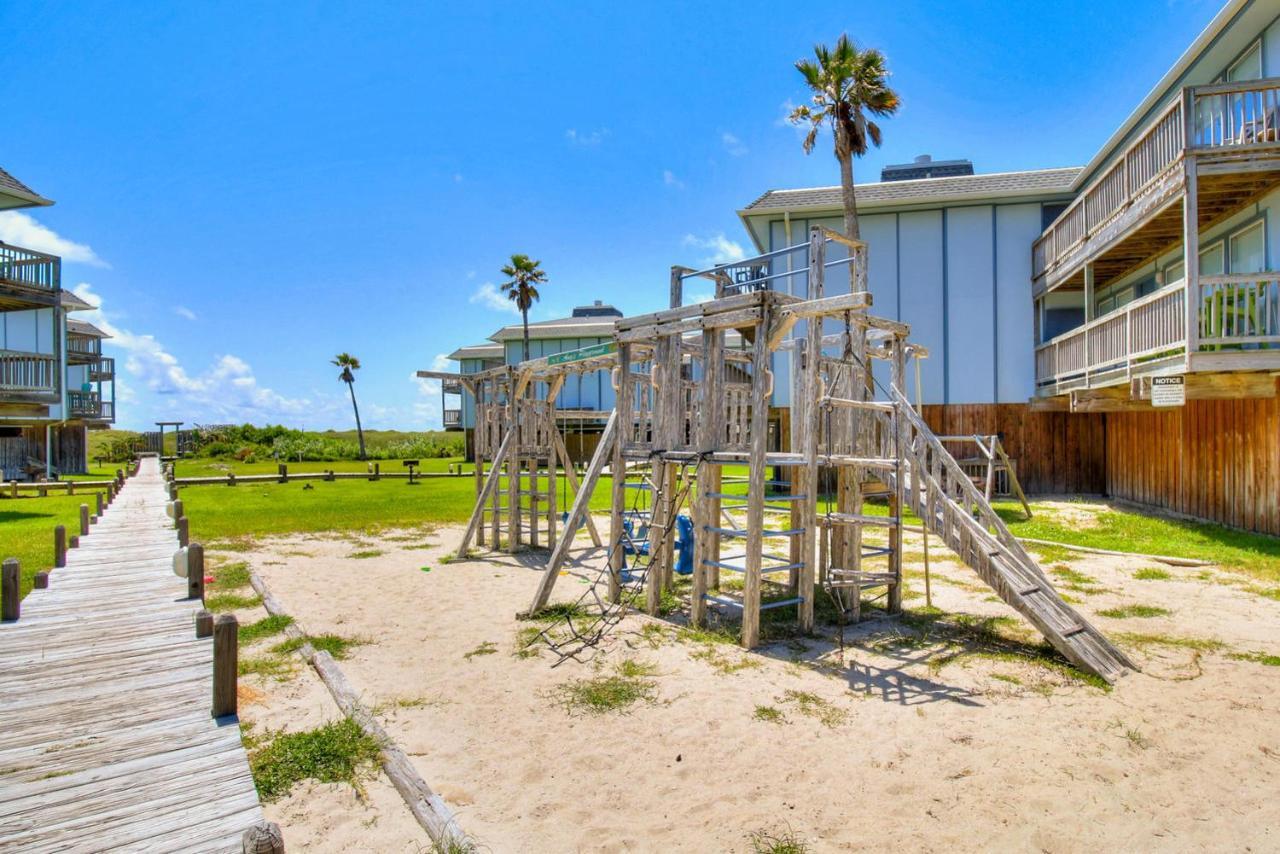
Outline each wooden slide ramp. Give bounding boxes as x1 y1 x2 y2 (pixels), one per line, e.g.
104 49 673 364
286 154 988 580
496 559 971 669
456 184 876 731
0 457 263 852
892 390 1136 683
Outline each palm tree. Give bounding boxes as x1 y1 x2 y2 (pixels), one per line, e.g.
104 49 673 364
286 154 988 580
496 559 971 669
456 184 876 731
332 352 366 460
789 34 900 282
500 254 547 362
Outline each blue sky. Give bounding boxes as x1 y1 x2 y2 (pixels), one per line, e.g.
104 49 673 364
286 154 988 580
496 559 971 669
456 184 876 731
0 0 1223 431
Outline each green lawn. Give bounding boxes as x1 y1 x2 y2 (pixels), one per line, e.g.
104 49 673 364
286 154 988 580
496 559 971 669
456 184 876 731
169 456 468 479
0 490 110 599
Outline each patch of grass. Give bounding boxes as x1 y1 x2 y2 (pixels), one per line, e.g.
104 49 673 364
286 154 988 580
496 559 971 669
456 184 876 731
676 622 738 646
1097 604 1172 619
748 827 810 854
616 659 659 678
1229 650 1280 667
209 560 251 590
207 539 255 553
777 689 847 728
1049 564 1097 586
1114 632 1225 652
239 614 295 644
239 654 296 680
753 705 786 724
439 549 481 565
990 673 1023 686
1247 587 1280 601
272 633 366 660
348 549 383 559
525 601 591 622
249 717 383 802
205 592 262 612
463 641 498 660
690 644 761 675
1134 567 1172 581
551 674 658 716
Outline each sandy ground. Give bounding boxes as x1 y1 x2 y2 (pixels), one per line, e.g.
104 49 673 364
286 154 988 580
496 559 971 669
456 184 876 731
229 502 1280 852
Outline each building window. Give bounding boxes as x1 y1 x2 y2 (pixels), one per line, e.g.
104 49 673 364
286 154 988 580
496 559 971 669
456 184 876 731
1228 220 1265 273
1227 42 1262 82
1201 241 1226 276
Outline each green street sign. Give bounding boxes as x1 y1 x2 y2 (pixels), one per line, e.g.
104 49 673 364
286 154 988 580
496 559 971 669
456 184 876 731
547 342 616 366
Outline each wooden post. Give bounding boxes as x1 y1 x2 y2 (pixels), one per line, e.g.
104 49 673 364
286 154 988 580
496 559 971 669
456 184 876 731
741 305 772 648
79 504 90 536
95 491 104 520
691 327 723 628
669 265 683 309
37 476 47 498
1 559 19 621
8 480 15 499
188 542 205 600
54 525 66 568
212 614 238 718
608 423 625 604
507 379 520 553
241 821 285 854
116 468 124 487
34 571 49 589
177 516 189 548
172 498 184 527
797 227 825 633
887 337 907 615
278 463 288 484
68 480 75 497
70 534 79 549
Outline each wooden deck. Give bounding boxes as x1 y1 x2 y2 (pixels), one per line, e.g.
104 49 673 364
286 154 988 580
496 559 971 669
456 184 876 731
0 457 263 852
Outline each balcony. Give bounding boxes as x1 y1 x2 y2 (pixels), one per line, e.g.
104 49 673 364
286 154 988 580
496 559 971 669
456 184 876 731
1033 78 1280 294
1035 272 1280 395
443 408 462 430
442 378 463 396
67 390 113 421
0 242 60 309
89 356 114 382
67 334 102 364
0 350 58 398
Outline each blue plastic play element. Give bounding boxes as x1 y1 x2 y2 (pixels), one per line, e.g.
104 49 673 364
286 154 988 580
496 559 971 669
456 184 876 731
674 514 694 575
622 518 650 556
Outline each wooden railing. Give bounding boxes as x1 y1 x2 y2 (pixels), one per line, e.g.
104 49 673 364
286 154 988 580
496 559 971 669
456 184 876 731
0 242 60 293
0 350 57 392
67 335 101 359
1198 273 1280 347
1033 77 1280 282
443 408 462 428
89 356 114 382
67 391 112 420
1035 282 1186 388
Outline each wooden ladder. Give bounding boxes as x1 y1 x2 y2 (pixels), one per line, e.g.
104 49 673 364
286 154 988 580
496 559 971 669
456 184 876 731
890 388 1136 684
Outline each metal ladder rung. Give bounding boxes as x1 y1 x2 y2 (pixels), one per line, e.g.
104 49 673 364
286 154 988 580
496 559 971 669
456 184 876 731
701 595 806 612
818 397 895 413
821 512 899 528
704 526 804 539
705 492 808 501
702 558 803 574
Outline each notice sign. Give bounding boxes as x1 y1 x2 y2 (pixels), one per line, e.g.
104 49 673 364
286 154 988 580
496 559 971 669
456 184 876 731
1151 376 1186 407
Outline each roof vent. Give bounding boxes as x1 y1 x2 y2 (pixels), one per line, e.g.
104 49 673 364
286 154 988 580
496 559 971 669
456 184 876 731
881 156 974 182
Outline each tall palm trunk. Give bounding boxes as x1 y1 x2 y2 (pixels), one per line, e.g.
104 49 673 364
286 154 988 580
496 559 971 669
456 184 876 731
521 305 531 362
345 379 366 460
838 148 862 293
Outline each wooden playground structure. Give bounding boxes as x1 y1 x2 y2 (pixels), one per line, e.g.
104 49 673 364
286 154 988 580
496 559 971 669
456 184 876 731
423 226 1135 683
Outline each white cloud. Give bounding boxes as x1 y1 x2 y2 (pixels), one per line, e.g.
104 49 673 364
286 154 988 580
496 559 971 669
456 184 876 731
173 305 197 321
721 131 748 156
73 282 320 425
565 128 609 147
663 170 685 190
0 212 107 267
468 281 518 314
685 290 715 304
682 233 746 266
453 173 464 183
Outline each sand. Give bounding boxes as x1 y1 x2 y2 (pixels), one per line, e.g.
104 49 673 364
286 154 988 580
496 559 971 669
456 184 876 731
230 507 1280 852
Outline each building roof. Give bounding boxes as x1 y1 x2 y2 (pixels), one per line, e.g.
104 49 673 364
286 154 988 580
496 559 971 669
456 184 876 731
742 166 1082 213
0 165 53 208
60 291 94 311
487 314 618 343
447 342 505 361
66 318 111 339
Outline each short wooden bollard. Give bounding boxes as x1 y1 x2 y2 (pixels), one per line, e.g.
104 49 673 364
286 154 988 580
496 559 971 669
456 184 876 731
79 504 90 536
172 499 184 527
8 480 16 498
69 534 79 549
278 463 288 484
195 608 213 638
227 472 236 487
34 572 49 590
1 559 19 621
116 468 124 487
167 482 177 501
369 462 380 481
67 480 75 496
241 820 284 853
212 614 238 718
325 469 334 482
54 525 67 568
177 516 189 548
188 542 204 600
37 477 47 498
95 492 104 519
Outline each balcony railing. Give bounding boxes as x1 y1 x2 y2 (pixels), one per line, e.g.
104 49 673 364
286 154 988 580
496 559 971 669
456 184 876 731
1033 77 1280 283
442 378 463 396
89 356 114 382
443 408 462 429
67 334 102 361
0 350 57 392
0 242 60 294
1035 273 1280 391
67 390 113 420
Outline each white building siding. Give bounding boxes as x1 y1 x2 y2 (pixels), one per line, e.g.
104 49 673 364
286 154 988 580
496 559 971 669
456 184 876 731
0 308 55 354
945 206 996 403
995 204 1043 402
897 210 947 403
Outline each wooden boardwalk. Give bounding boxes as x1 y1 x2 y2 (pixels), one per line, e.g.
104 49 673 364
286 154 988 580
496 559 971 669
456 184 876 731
0 457 263 852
